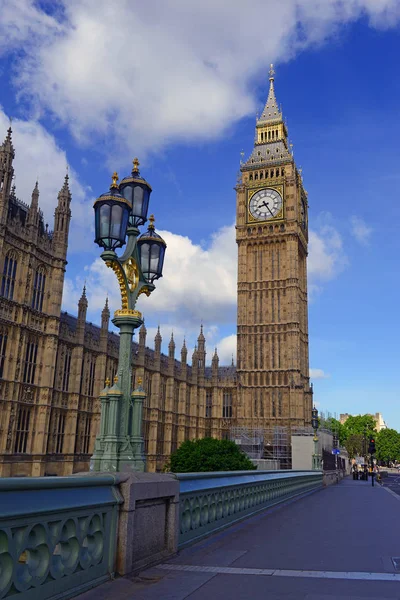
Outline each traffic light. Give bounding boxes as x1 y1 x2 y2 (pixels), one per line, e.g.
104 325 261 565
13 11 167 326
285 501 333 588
368 437 376 454
332 434 338 449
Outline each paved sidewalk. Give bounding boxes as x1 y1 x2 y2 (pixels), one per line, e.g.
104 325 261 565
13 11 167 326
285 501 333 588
78 477 400 599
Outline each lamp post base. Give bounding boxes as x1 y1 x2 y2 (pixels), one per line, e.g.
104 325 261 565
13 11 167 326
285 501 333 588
90 313 146 473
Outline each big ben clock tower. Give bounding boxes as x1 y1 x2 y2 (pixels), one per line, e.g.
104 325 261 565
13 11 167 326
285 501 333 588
236 65 312 431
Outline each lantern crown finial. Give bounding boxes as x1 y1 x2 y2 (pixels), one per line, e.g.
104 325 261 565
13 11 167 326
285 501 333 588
149 214 155 230
111 172 119 189
132 157 140 174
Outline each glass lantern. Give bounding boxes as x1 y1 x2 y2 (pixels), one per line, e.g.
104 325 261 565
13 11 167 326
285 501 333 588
311 406 319 430
137 215 166 283
119 158 151 227
94 173 131 251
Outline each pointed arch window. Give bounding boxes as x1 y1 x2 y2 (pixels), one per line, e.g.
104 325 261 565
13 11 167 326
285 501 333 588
87 355 96 396
206 390 212 418
223 390 232 418
23 338 38 384
1 250 17 300
62 347 72 392
0 329 7 379
14 405 32 453
32 265 46 311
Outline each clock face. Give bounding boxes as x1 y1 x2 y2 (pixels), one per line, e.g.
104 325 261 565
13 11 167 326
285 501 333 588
249 188 283 221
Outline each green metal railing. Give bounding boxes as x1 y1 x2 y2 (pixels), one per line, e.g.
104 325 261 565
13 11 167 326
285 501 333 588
177 470 323 547
0 475 124 600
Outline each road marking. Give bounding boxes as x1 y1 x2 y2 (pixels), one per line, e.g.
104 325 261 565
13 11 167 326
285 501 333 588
382 485 400 502
158 564 400 581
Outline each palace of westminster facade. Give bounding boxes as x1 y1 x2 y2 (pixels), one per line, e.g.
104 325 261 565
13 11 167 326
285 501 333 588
0 68 313 476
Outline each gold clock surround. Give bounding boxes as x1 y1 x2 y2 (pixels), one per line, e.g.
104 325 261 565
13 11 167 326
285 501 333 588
247 184 284 223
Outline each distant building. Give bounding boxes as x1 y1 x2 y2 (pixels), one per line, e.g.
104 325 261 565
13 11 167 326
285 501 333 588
339 413 388 432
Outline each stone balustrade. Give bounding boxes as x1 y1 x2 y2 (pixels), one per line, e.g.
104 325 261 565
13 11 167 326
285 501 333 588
0 469 322 599
177 470 323 547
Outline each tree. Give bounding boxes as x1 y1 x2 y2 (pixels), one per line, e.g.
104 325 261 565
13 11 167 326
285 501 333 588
344 433 364 459
341 415 376 455
167 438 256 473
342 414 376 439
376 428 400 463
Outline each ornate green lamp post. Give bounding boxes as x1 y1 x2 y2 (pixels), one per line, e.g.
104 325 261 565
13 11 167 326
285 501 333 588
312 406 322 470
90 160 166 473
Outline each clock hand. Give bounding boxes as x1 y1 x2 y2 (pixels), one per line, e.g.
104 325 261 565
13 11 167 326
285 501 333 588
266 205 274 217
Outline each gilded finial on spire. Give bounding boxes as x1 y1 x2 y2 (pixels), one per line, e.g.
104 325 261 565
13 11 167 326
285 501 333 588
148 214 155 230
105 378 111 387
111 172 119 188
114 375 118 384
269 63 275 81
132 157 140 174
137 377 143 386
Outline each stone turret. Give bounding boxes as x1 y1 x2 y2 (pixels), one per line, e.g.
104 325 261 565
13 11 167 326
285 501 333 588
197 324 206 377
101 297 110 330
27 181 39 228
212 347 219 381
181 338 187 380
154 325 162 355
137 321 147 367
53 173 71 258
191 345 198 382
77 285 88 342
168 331 175 359
100 297 109 352
0 127 15 224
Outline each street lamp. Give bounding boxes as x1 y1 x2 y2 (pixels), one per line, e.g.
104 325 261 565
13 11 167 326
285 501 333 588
312 406 322 470
90 161 166 473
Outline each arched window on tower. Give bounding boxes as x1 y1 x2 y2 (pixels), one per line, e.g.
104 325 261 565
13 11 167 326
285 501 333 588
1 250 17 300
249 174 253 181
32 265 46 311
255 173 258 180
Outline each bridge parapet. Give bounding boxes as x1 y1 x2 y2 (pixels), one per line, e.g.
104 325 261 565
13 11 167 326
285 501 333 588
177 470 323 547
0 474 124 600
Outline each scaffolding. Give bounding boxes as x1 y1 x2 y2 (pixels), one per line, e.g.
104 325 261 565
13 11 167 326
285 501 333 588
231 426 292 468
230 427 264 459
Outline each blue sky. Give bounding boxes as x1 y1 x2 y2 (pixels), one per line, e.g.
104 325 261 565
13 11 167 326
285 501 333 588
1 1 400 427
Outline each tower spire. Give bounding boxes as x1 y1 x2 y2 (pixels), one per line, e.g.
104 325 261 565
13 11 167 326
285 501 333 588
241 63 291 170
258 63 281 124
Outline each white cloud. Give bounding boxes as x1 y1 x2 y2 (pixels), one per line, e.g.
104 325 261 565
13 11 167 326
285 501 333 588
3 0 400 161
308 222 348 297
350 215 372 245
310 368 330 379
216 334 237 366
0 108 94 252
